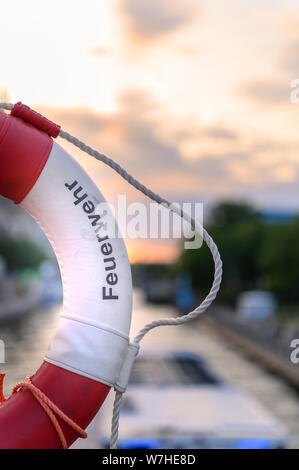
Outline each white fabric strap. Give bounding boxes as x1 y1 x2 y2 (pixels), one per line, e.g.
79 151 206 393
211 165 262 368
115 342 140 393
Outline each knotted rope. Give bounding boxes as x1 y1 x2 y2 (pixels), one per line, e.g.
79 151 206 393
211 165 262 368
0 375 86 448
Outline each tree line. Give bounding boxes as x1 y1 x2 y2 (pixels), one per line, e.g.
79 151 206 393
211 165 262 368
178 202 299 305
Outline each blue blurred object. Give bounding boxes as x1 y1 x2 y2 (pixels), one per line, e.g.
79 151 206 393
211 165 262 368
236 438 271 449
120 438 161 449
175 274 195 313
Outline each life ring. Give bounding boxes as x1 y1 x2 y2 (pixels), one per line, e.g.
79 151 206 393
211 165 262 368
0 105 132 448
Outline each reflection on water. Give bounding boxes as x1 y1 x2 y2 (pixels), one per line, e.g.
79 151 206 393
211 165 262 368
0 305 60 396
1 290 299 448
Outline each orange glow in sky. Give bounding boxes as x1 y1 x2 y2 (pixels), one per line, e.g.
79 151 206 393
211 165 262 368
1 0 299 263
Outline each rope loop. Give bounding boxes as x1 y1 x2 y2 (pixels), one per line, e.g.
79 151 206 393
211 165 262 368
12 376 87 449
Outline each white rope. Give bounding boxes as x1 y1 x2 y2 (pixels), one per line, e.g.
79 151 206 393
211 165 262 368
0 102 222 449
59 127 222 450
0 102 13 111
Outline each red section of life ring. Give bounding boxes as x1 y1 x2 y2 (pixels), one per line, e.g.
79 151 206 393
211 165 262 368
0 109 114 448
0 363 109 448
0 111 53 204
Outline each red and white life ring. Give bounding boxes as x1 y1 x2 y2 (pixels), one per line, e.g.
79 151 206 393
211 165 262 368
0 106 132 448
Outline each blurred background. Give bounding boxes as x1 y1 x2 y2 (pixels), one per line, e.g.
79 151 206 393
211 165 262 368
1 0 299 449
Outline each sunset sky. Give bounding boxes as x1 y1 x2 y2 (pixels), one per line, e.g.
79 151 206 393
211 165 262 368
1 0 299 262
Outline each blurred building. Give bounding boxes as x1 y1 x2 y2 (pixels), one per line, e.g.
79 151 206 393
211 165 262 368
0 196 53 256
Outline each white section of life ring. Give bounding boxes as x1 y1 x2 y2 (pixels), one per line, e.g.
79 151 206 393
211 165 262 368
20 142 132 386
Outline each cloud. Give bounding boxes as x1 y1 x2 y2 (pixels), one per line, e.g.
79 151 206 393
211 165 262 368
117 89 158 115
39 91 233 203
119 0 199 40
241 79 289 105
201 126 238 140
281 40 299 77
39 88 299 210
88 46 109 57
242 34 299 106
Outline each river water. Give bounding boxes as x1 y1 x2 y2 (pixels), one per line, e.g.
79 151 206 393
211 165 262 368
1 289 299 448
0 304 60 396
